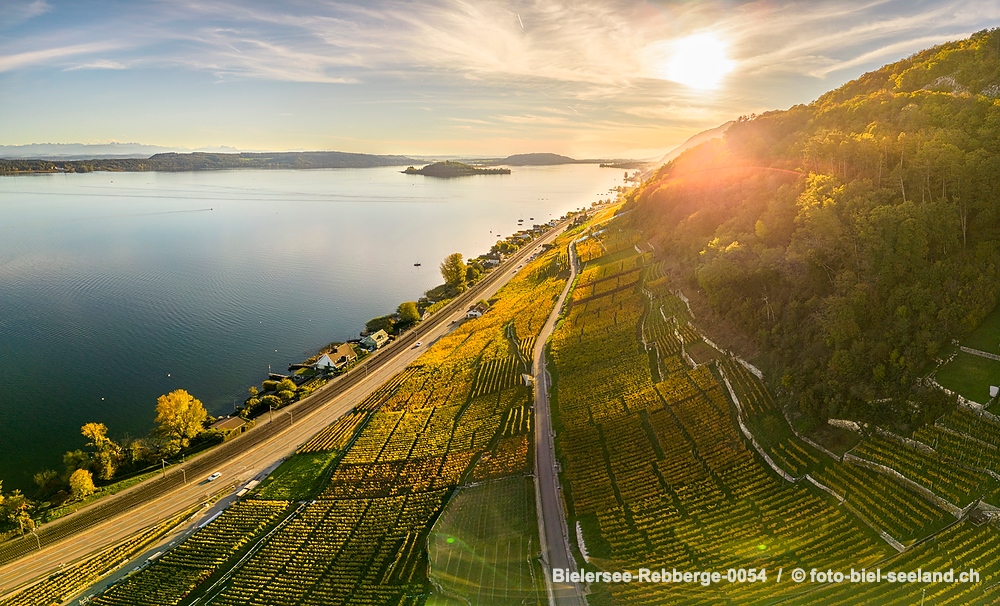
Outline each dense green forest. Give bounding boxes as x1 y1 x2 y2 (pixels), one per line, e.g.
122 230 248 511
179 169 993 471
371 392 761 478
0 151 418 174
626 29 1000 429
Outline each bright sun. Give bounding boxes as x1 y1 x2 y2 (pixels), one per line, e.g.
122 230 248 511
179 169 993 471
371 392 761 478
664 32 734 90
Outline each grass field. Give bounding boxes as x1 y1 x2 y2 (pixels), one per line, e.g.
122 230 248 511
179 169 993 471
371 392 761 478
965 304 1000 355
934 303 1000 404
935 351 1000 404
427 476 544 606
253 451 339 500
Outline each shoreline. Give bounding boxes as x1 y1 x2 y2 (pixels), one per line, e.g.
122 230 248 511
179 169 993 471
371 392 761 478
0 203 605 530
0 209 594 585
0 165 624 494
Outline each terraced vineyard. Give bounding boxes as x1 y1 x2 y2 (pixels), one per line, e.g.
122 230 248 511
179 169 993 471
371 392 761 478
0 506 199 606
781 520 1000 605
210 491 447 606
715 351 966 547
848 434 993 509
93 499 292 606
549 231 1000 604
811 462 951 542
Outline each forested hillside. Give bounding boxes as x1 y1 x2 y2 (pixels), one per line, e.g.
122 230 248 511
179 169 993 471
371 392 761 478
626 29 1000 429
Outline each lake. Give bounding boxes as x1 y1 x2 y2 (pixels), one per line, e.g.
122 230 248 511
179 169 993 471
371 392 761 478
0 164 621 491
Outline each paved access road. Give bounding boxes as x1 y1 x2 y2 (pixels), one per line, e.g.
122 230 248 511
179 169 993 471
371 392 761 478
533 239 587 605
0 220 570 598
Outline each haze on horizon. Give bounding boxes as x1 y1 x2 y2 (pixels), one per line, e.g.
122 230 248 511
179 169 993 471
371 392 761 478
1 0 998 159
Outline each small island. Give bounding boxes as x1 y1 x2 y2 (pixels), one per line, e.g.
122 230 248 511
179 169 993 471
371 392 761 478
402 161 510 178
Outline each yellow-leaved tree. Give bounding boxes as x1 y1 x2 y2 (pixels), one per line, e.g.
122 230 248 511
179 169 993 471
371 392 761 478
69 468 95 500
81 422 121 480
155 389 208 453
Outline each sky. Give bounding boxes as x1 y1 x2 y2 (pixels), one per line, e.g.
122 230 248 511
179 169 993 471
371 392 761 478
1 0 998 158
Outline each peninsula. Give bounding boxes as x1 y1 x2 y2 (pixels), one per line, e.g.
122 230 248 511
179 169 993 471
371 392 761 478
402 161 510 177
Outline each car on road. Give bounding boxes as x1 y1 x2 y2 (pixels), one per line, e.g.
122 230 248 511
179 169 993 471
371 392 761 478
207 472 222 482
415 341 422 347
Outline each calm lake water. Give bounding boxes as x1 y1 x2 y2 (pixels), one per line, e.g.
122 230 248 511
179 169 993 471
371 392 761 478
0 164 621 491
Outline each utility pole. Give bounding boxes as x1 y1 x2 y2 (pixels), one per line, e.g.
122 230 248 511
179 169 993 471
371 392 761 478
181 468 187 484
161 459 166 479
32 531 40 551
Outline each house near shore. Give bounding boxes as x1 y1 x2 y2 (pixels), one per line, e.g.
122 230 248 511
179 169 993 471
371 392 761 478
467 302 488 319
314 342 358 370
360 329 389 351
210 416 246 436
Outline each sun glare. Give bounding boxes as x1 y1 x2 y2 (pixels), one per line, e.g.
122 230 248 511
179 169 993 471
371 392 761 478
664 32 734 90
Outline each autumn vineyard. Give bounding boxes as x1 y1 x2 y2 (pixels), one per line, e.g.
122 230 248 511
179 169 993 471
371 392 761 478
0 202 990 606
10 30 1000 605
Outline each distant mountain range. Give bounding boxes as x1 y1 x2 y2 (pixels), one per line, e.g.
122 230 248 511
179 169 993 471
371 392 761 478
490 153 578 166
146 151 419 170
0 142 241 160
0 151 423 174
0 146 644 174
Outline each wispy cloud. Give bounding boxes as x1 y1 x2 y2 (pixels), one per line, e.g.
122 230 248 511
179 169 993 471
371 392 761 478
0 0 50 29
2 0 999 155
0 41 122 72
4 1 995 88
726 0 1000 78
64 59 127 71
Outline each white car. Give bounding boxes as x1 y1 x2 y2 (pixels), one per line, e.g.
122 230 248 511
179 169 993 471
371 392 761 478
207 472 222 482
415 341 422 347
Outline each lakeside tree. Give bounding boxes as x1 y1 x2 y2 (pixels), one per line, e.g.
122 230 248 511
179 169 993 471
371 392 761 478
81 422 121 480
2 487 32 533
276 378 298 403
440 253 467 290
69 468 95 500
397 301 420 324
365 314 395 335
260 394 282 411
15 509 34 534
33 470 58 496
154 389 208 451
62 449 90 482
465 262 482 283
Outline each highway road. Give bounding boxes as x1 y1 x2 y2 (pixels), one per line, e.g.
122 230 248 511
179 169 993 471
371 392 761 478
0 219 572 598
533 239 587 606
